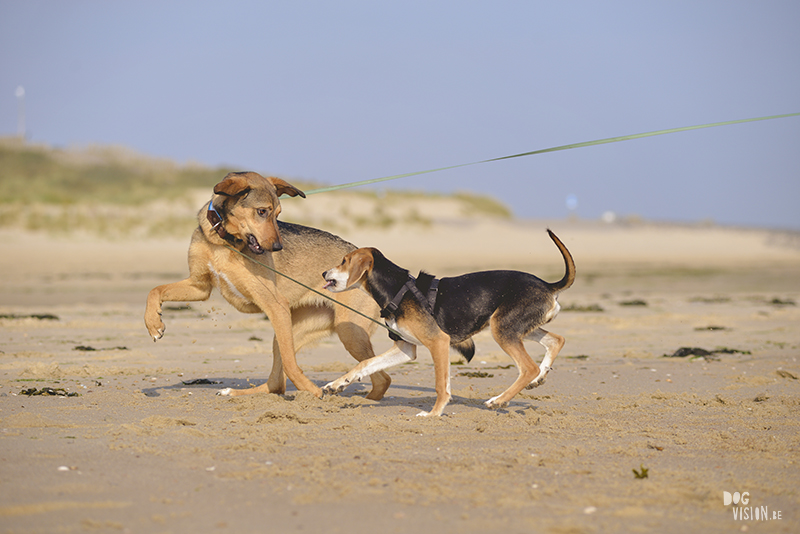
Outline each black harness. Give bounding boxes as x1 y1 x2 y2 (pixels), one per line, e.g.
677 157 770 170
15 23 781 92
380 272 440 319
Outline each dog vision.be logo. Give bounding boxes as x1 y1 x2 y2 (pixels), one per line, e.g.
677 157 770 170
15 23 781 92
723 491 783 521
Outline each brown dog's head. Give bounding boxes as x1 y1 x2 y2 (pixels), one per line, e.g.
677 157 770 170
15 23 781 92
322 248 376 292
212 172 305 254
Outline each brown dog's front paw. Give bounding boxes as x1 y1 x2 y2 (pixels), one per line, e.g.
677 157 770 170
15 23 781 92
144 311 165 341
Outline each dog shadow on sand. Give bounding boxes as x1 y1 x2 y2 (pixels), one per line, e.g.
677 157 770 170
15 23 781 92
140 377 536 415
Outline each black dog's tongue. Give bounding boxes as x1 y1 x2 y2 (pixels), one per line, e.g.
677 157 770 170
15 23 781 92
247 235 265 254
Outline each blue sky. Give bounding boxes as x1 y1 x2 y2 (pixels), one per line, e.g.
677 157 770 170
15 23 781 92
2 1 799 229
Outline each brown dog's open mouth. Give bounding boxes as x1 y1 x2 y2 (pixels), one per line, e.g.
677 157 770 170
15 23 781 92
247 235 265 254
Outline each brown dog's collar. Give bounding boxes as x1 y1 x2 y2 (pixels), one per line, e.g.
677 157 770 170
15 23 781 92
207 199 238 244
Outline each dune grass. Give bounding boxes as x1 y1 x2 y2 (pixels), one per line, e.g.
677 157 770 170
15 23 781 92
0 137 513 236
0 138 234 206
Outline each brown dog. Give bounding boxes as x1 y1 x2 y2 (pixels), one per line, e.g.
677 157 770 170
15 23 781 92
144 171 389 399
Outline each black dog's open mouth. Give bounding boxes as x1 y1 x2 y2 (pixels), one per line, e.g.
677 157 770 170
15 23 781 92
247 235 265 254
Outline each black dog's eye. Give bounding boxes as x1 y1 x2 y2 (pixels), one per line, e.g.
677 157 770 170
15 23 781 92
257 208 270 218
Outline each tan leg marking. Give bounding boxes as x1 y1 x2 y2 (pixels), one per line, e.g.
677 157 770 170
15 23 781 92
525 328 565 389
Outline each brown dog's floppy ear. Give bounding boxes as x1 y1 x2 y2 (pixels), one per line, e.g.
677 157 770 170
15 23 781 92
214 173 252 197
269 177 306 199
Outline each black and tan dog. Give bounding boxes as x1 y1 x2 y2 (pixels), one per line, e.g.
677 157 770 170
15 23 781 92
321 230 575 416
144 172 390 399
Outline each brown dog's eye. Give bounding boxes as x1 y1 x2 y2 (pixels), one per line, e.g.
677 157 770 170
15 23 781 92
257 208 270 218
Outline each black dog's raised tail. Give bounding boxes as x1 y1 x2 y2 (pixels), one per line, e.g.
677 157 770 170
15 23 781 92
546 229 576 292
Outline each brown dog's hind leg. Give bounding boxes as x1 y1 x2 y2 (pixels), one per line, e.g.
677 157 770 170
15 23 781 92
334 311 389 401
323 341 416 397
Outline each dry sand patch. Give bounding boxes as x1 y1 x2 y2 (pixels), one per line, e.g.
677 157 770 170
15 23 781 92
1 221 799 533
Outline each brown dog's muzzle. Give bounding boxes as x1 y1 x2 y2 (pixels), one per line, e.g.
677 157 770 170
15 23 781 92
247 233 282 254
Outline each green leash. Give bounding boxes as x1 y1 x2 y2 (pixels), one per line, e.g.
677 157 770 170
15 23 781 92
224 244 404 339
303 112 800 196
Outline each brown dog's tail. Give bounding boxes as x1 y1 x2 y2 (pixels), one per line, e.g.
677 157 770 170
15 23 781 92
546 229 576 292
452 338 476 363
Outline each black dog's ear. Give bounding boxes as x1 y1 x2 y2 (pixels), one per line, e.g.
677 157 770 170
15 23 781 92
214 173 252 197
269 177 306 199
347 249 374 288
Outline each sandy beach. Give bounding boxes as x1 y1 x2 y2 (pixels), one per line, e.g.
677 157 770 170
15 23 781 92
1 210 799 533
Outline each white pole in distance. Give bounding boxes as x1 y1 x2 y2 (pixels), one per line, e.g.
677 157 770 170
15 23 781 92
15 86 26 139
